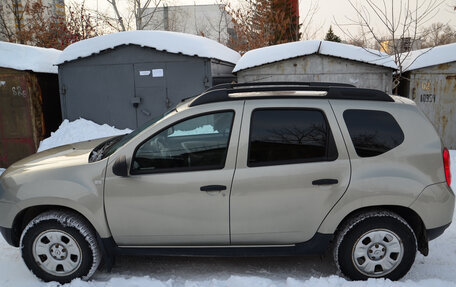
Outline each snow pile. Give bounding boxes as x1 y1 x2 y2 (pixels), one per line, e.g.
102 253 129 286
0 42 61 74
0 168 4 176
170 125 218 137
57 30 241 65
233 40 397 72
401 42 456 72
37 119 131 152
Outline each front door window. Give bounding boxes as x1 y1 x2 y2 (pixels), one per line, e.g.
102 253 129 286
132 111 234 174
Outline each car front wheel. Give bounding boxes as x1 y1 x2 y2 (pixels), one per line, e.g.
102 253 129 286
20 211 101 283
334 210 417 280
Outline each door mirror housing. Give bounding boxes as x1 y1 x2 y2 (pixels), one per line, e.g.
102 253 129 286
112 155 129 177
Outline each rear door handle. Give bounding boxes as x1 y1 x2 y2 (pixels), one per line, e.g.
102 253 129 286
200 185 227 192
312 179 338 186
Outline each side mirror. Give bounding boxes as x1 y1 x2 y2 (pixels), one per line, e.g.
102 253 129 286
112 155 129 177
167 126 174 136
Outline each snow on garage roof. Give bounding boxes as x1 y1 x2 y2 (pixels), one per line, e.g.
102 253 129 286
0 41 61 74
233 40 397 72
401 42 456 72
57 30 241 65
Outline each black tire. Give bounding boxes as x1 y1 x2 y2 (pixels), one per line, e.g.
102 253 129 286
334 210 417 281
20 211 101 283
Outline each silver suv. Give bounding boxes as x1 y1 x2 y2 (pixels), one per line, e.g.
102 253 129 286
0 82 453 283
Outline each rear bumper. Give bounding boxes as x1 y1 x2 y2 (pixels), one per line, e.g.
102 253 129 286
427 222 451 241
410 182 454 230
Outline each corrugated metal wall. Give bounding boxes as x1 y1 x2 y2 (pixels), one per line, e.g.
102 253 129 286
405 62 456 149
0 68 44 167
236 54 394 93
58 45 235 130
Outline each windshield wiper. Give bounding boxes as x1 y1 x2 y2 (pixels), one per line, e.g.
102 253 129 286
89 136 124 162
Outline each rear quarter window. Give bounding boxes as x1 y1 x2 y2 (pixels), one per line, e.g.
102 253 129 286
343 109 404 157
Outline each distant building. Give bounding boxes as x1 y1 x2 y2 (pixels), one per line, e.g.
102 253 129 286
142 4 233 45
0 0 65 42
378 37 422 54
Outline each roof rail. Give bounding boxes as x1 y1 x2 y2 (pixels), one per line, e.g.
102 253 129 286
206 81 355 92
190 85 393 107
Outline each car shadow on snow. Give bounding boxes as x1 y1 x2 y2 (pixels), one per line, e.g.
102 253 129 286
94 254 338 281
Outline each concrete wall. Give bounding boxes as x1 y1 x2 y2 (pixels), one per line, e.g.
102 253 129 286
58 45 234 129
402 62 456 148
142 4 233 45
236 54 394 93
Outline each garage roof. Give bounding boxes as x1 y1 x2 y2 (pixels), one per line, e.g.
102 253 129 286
56 30 241 65
233 40 398 72
401 42 456 72
0 41 61 74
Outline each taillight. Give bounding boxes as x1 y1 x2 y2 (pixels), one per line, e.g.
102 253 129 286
443 148 451 186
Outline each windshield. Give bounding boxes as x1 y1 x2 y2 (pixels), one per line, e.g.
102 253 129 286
104 110 176 158
88 109 175 162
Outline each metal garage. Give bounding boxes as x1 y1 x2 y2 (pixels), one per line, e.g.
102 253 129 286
399 43 456 148
0 42 61 167
233 40 397 93
56 30 240 129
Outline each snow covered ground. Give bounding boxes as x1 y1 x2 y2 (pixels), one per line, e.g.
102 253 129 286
0 118 456 287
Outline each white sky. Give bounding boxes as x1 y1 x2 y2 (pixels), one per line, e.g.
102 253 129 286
81 0 456 40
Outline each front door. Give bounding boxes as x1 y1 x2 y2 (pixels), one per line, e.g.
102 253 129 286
104 103 243 246
230 99 351 245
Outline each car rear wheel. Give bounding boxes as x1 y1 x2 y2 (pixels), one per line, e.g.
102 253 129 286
20 211 101 283
334 210 417 280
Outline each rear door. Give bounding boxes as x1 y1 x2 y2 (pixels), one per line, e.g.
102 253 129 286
230 99 351 245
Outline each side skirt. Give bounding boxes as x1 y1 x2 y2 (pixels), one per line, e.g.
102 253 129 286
100 233 333 271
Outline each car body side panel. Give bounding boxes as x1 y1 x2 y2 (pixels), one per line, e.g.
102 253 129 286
0 139 112 238
230 99 351 244
318 100 448 234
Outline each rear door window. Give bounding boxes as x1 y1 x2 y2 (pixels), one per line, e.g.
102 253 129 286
248 109 338 167
343 109 404 157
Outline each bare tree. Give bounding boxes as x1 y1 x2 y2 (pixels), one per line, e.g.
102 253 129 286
335 0 445 91
134 0 162 30
201 1 231 44
299 0 322 40
420 22 456 48
101 0 163 32
344 32 371 48
0 0 28 43
106 0 126 31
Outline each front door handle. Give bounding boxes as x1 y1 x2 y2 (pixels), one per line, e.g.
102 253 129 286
312 179 339 186
200 185 227 192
